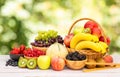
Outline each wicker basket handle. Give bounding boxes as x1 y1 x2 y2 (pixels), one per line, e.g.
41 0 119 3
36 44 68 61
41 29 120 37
68 18 107 43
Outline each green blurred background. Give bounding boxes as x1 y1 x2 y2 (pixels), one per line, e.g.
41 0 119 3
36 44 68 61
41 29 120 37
0 0 120 55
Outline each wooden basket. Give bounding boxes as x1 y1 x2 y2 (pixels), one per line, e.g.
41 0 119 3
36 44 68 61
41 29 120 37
65 59 87 70
32 46 48 52
67 18 108 60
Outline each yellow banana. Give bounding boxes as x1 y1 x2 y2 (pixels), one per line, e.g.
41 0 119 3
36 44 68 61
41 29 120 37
75 41 101 52
98 42 108 53
99 41 108 49
70 33 99 48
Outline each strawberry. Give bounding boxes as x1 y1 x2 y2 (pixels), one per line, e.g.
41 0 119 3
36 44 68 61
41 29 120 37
10 50 18 54
23 50 28 55
84 20 98 30
20 45 26 54
33 47 38 53
11 48 20 54
91 27 101 38
26 48 32 51
23 47 46 57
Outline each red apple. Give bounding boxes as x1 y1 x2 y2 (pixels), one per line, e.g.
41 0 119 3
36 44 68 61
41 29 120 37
51 56 65 71
91 27 101 38
84 20 98 30
64 33 74 47
103 55 113 63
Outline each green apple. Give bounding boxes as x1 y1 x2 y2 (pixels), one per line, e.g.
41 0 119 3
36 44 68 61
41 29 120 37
82 28 91 33
37 55 50 70
73 27 84 35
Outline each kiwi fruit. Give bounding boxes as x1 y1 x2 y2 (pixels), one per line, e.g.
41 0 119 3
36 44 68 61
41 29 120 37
18 57 28 68
27 58 37 69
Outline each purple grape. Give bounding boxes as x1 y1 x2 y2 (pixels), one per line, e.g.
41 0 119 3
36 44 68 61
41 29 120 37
6 59 18 67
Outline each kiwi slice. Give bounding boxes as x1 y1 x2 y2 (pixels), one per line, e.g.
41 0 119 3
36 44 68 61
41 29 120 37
27 58 37 69
18 57 28 68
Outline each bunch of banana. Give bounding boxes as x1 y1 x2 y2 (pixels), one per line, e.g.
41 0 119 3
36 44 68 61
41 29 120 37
70 33 108 54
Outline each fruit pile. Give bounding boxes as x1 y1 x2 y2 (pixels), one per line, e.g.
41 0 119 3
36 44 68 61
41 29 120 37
10 45 25 54
7 43 67 71
31 30 63 47
6 19 116 71
10 45 45 59
64 20 110 54
7 45 45 67
84 21 110 45
24 48 45 58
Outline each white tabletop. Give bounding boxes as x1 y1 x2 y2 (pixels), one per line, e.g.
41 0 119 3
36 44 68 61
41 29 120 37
0 53 120 77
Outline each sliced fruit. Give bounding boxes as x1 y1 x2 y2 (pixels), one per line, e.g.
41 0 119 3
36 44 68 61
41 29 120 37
27 58 37 69
70 33 99 49
75 41 101 52
18 57 28 68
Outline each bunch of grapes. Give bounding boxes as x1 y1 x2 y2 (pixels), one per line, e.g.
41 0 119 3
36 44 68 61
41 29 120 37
31 30 63 47
6 59 18 67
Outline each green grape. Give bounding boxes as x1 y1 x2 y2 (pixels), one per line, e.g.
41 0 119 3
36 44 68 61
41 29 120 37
35 30 58 41
38 31 45 34
35 36 39 40
41 34 46 40
37 34 42 40
52 31 57 38
45 38 48 41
